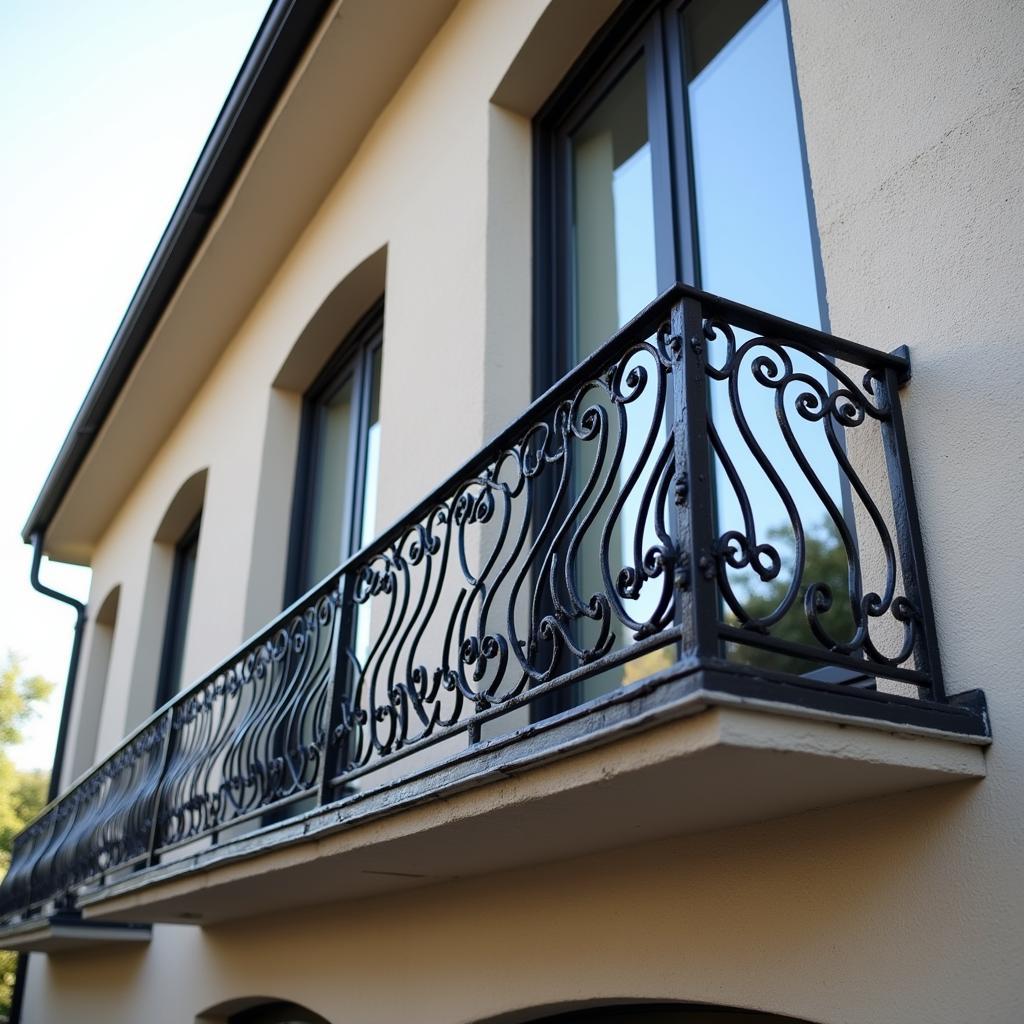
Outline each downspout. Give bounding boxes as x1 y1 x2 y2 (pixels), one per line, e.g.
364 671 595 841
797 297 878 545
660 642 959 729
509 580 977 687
28 532 87 803
10 533 88 1024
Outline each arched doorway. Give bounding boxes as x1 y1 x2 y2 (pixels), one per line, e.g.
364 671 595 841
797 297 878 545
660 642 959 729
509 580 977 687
227 1001 330 1024
519 1004 815 1024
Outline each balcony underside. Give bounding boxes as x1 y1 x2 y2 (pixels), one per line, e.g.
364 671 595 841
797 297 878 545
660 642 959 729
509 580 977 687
0 913 150 954
64 664 986 930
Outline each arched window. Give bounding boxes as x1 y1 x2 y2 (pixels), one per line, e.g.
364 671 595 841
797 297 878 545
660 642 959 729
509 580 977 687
152 470 208 708
126 468 208 730
286 296 383 600
70 584 121 777
155 509 202 707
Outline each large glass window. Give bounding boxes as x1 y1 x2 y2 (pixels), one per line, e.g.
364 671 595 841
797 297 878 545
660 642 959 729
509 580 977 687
155 513 201 707
538 0 821 364
287 299 383 602
684 0 821 325
535 0 827 703
571 54 659 359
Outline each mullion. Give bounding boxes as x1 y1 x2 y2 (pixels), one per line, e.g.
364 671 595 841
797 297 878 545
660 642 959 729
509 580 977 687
644 11 681 295
661 0 701 288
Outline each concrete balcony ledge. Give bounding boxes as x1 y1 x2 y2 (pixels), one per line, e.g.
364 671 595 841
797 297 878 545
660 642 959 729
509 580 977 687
0 912 150 954
71 663 987 929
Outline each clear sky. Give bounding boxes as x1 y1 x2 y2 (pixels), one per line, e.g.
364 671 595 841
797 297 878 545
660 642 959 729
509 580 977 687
0 0 269 770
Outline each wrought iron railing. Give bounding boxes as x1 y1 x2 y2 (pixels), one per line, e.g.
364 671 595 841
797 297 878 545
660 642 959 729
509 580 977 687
0 284 982 924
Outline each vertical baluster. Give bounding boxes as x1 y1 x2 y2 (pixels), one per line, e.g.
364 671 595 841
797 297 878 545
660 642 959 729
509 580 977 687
319 574 354 806
669 295 719 660
876 354 946 702
146 708 177 866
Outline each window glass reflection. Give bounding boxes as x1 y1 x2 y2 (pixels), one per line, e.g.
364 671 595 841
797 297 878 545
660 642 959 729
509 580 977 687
572 56 659 359
686 0 847 651
307 372 355 587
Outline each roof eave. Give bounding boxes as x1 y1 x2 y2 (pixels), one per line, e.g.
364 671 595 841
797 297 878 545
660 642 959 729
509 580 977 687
22 0 332 547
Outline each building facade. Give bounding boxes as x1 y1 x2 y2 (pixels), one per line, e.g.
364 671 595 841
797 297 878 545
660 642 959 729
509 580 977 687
3 0 1023 1021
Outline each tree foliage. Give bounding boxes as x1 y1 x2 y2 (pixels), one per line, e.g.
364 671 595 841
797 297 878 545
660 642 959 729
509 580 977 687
727 524 856 676
0 653 54 1021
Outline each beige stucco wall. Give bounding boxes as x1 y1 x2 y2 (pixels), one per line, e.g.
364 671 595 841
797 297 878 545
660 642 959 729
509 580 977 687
23 0 1024 1020
68 0 546 763
17 781 1017 1024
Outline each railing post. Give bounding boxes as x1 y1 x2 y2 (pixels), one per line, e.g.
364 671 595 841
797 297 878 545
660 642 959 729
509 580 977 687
877 357 946 702
669 295 719 660
319 573 355 807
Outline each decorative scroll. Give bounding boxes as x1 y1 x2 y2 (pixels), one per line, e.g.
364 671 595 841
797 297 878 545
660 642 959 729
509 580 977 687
156 583 341 849
699 317 919 672
332 332 678 778
0 715 168 916
0 286 944 925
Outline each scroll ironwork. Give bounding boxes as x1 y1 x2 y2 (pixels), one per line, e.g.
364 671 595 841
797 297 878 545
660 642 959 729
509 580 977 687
0 284 953 925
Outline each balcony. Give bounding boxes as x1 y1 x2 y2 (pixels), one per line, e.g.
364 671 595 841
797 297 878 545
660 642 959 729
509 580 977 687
0 285 989 947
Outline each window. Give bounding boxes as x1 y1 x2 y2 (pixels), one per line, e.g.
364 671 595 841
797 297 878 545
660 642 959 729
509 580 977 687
286 298 383 602
155 512 201 708
535 0 828 703
536 0 823 370
72 584 120 777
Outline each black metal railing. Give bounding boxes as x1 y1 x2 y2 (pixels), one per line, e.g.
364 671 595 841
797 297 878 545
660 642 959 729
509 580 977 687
0 284 980 924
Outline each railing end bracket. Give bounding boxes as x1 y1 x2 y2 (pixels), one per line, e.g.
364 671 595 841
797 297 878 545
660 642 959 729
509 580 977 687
890 344 912 386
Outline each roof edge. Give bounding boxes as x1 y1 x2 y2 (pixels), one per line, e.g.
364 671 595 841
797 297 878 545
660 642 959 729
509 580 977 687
22 0 332 548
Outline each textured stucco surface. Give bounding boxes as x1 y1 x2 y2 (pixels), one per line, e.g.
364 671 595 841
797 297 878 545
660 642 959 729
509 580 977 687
21 0 1024 1020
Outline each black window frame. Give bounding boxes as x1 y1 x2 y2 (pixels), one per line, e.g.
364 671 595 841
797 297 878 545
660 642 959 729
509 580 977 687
533 0 824 388
285 296 384 605
533 0 699 392
531 0 829 716
155 511 202 709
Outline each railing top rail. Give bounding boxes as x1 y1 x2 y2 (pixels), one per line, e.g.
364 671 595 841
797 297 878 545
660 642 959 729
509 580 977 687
689 285 910 377
17 282 910 831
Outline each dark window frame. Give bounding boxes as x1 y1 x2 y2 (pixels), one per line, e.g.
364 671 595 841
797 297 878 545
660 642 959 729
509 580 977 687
533 0 702 391
533 0 825 383
531 0 830 715
285 296 384 605
155 512 202 709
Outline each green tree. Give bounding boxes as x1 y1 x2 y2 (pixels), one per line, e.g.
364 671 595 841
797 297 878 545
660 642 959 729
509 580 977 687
727 524 856 676
0 653 54 1021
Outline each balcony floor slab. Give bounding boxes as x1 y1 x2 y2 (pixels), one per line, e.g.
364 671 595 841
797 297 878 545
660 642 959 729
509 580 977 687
73 669 988 928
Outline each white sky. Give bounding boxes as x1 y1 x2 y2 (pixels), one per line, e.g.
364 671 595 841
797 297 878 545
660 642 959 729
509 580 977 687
0 0 269 770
